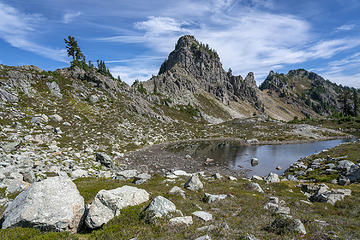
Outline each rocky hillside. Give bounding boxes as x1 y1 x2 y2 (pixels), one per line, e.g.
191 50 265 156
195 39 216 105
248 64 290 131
260 69 359 117
143 35 265 123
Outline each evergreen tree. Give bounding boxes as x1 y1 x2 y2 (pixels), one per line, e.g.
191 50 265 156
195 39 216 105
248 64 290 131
353 89 359 117
340 90 351 116
64 36 84 62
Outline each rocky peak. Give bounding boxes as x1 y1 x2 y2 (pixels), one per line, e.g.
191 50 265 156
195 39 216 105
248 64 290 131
158 35 225 84
144 35 265 115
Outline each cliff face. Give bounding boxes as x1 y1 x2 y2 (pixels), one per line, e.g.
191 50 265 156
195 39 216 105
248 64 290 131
143 35 264 117
260 69 356 116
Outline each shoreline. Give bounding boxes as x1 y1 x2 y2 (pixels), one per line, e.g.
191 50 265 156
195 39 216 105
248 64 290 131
121 134 354 178
134 134 353 152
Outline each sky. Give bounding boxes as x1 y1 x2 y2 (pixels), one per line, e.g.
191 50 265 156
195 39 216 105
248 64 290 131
1 0 360 88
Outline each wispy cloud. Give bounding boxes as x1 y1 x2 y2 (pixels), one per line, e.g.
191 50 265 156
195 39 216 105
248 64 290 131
0 2 66 62
63 11 82 24
312 53 360 88
96 0 360 86
110 65 159 84
336 24 356 31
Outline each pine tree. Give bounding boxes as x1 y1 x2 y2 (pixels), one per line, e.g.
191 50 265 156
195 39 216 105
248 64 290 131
353 89 359 117
340 90 351 116
64 36 84 62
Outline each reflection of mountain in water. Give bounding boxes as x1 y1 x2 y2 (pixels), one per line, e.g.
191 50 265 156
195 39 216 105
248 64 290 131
167 138 354 177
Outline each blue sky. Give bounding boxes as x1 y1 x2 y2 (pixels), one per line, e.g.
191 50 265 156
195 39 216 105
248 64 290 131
1 0 360 87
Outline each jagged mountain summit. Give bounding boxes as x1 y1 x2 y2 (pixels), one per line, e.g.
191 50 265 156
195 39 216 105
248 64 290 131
143 35 264 123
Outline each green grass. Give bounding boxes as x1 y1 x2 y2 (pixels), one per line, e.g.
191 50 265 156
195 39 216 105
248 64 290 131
1 175 360 239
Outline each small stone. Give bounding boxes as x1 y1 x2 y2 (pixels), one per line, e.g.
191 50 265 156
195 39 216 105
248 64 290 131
184 174 203 191
144 196 177 218
228 176 237 181
265 172 280 183
194 235 211 240
169 186 186 199
169 216 193 225
71 169 88 179
212 173 222 180
203 193 227 203
96 152 114 168
192 211 213 221
251 175 263 181
250 182 264 193
251 158 259 166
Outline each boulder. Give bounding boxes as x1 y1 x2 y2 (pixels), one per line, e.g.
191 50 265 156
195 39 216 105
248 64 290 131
144 196 176 218
47 81 62 98
302 184 351 205
337 160 355 173
1 176 84 233
85 186 149 229
192 211 213 221
184 175 203 191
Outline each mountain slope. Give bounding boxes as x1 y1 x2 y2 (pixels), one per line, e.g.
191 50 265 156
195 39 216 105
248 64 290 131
260 69 358 117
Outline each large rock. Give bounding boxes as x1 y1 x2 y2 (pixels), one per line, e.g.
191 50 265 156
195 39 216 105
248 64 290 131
302 184 351 205
144 196 176 217
1 176 84 233
184 174 203 191
47 81 62 98
336 160 355 173
85 186 149 229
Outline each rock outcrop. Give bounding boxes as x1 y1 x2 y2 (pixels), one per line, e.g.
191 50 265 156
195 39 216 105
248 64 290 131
260 69 359 117
143 35 264 122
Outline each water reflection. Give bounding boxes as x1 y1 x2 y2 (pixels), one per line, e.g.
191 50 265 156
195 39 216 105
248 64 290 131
192 138 354 177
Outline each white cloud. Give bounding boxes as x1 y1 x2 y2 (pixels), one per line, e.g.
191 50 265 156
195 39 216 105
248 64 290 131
312 53 360 88
322 73 360 88
0 2 66 62
63 11 82 24
336 24 356 31
97 0 360 85
135 16 185 34
110 65 159 84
